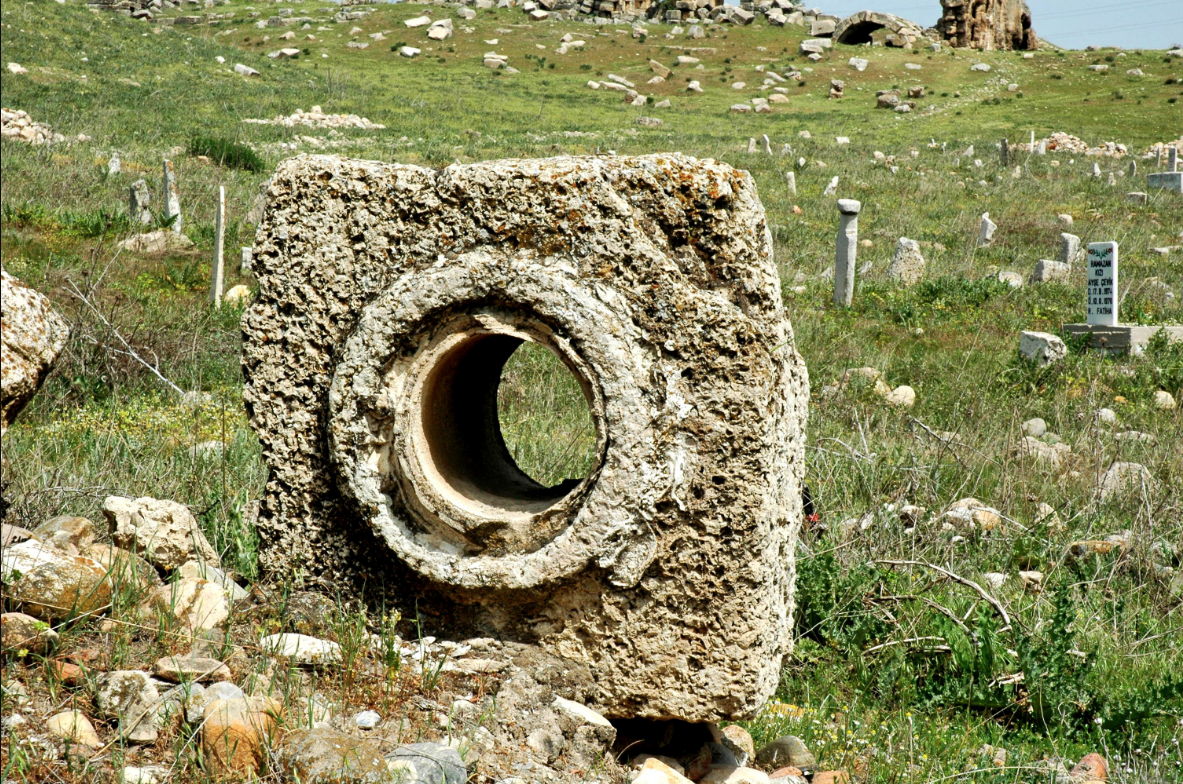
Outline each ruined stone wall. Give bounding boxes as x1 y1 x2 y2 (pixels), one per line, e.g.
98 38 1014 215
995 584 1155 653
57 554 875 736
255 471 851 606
940 0 1037 51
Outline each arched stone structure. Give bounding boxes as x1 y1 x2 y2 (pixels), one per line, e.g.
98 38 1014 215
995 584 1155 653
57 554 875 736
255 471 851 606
833 10 926 47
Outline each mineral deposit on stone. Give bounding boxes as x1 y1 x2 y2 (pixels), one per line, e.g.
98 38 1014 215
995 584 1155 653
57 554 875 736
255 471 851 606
1 269 69 435
243 153 810 723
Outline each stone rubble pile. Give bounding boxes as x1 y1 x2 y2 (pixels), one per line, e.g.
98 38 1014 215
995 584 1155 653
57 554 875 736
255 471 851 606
1142 137 1183 159
242 106 385 130
1 108 81 146
1014 132 1127 157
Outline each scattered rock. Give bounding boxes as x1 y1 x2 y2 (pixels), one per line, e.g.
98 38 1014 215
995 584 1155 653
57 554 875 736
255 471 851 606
355 709 381 729
888 238 925 286
94 670 162 743
0 540 112 622
276 726 390 784
153 654 232 683
1021 417 1047 438
46 710 103 749
1 612 59 655
1031 259 1070 284
1099 462 1155 501
178 560 248 602
385 741 467 784
755 736 816 772
635 757 694 784
243 107 384 130
116 230 195 254
884 385 917 408
142 578 229 636
203 695 282 776
1019 331 1066 366
0 108 72 145
701 767 770 783
1153 390 1176 410
103 496 220 571
720 725 755 766
1070 752 1108 781
31 516 97 553
260 633 343 666
1015 436 1072 471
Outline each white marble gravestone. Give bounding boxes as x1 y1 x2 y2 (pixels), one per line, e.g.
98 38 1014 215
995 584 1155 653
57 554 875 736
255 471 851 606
1085 241 1118 327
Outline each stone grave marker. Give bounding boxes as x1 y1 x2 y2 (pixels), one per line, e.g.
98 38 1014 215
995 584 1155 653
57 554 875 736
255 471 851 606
211 186 226 307
978 213 996 247
129 180 151 225
1086 241 1118 326
834 199 860 307
1064 240 1183 352
162 159 182 234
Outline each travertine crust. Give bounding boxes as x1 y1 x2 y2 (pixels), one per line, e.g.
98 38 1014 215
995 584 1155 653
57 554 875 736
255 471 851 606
1 268 69 435
243 153 808 721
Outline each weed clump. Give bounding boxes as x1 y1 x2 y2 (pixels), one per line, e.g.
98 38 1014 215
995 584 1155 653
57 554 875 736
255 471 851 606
187 136 265 172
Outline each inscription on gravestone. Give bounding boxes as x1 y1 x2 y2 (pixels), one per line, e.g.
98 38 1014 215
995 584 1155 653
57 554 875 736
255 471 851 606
1086 241 1118 327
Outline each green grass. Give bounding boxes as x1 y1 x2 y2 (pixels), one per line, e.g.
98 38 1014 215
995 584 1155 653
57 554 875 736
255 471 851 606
2 1 1182 781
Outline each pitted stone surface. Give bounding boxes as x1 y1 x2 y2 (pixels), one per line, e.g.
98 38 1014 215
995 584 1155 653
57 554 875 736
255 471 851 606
1 268 69 435
243 154 809 722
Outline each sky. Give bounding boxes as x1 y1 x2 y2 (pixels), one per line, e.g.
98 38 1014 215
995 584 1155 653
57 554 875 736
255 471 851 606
805 0 1183 50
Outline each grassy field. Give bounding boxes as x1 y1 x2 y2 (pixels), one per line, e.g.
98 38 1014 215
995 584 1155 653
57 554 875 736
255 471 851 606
2 0 1183 781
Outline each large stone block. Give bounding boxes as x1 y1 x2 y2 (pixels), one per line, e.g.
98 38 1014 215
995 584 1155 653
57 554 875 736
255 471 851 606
243 154 809 722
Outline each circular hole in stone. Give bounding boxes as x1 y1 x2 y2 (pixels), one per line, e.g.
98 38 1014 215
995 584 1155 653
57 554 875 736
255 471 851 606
414 326 599 523
496 341 599 490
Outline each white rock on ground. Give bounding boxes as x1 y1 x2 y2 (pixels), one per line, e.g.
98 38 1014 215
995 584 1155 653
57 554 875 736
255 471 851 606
1153 390 1176 410
1031 259 1070 283
1 269 70 435
1019 331 1066 366
103 496 220 571
260 633 343 666
887 238 925 286
141 578 230 635
1099 462 1155 501
883 385 916 408
0 540 111 622
46 710 103 749
116 229 195 254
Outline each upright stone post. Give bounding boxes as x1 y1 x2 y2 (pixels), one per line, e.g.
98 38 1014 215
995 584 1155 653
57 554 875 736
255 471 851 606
761 134 772 155
240 246 253 274
785 171 796 196
1170 147 1179 173
211 186 225 307
1128 160 1137 178
1060 233 1082 266
162 159 182 235
834 199 860 308
1086 241 1118 327
978 212 996 247
129 180 151 225
747 138 757 154
1000 138 1009 167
